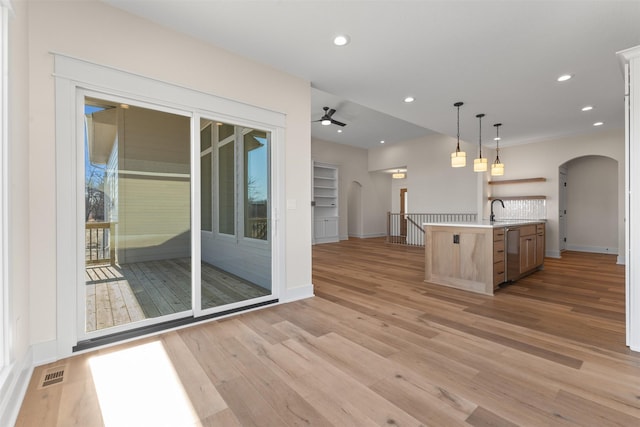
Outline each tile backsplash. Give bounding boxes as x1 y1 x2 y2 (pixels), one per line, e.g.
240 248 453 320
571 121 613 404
492 199 546 221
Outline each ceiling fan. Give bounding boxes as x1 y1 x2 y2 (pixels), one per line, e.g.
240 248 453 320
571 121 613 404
313 106 347 127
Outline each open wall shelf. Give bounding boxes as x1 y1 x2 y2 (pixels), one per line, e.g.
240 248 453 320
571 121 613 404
488 195 546 201
488 177 546 185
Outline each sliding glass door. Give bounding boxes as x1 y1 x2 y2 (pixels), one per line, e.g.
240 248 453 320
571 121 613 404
80 95 273 339
198 119 272 313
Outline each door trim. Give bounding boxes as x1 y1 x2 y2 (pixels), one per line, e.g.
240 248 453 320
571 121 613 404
55 54 285 358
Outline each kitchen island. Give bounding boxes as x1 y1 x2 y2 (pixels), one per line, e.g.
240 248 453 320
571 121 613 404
424 220 545 295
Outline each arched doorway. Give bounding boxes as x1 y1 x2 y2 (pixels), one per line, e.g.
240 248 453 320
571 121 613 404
559 155 619 255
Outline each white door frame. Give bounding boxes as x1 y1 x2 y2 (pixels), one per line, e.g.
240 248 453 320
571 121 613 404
55 54 285 358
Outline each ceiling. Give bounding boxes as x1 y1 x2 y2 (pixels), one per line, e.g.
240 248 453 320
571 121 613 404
104 1 640 149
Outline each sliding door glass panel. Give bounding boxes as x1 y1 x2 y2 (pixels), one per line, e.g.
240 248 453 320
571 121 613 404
218 127 235 236
201 154 212 232
244 129 269 241
200 122 213 232
200 119 272 311
84 97 191 334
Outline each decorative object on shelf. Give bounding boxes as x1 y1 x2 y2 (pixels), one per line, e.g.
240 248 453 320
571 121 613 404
392 169 406 179
474 113 488 172
491 123 505 176
451 102 466 167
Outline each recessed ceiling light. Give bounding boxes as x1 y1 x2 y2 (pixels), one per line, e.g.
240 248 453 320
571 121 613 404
593 121 604 126
380 140 385 144
404 96 415 103
333 35 350 46
337 129 342 133
581 105 593 111
557 74 572 82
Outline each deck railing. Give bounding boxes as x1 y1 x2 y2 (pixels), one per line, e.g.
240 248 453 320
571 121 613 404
246 218 268 240
86 222 115 265
387 212 477 246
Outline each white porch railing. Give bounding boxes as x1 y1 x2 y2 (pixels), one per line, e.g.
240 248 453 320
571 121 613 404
386 212 477 246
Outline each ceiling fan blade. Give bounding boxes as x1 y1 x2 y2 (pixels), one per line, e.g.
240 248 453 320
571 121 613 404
331 119 346 127
326 108 336 118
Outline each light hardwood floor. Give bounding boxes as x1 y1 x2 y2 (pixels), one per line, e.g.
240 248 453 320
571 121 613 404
16 238 640 426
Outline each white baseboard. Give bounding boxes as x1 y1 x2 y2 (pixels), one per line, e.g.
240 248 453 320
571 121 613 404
617 254 626 265
32 339 58 366
347 233 386 239
0 347 34 427
566 244 618 255
547 250 561 259
280 284 314 303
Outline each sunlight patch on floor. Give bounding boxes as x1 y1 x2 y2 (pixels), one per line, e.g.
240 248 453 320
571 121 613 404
89 341 200 427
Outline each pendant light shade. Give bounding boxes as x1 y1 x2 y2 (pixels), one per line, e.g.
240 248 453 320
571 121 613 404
491 123 505 176
474 157 488 172
451 102 466 167
474 113 487 172
392 169 406 179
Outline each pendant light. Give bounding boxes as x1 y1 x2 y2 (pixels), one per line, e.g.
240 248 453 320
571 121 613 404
392 169 406 179
491 123 505 176
451 102 466 167
473 113 488 172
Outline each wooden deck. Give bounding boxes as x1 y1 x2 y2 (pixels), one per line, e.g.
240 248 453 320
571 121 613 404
85 259 270 332
18 238 640 426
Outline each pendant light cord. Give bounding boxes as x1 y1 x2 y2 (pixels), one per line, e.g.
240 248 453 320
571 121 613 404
494 123 501 163
454 102 464 153
476 113 485 158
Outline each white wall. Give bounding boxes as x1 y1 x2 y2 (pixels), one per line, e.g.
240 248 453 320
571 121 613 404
1 0 33 424
565 156 618 253
26 0 311 350
368 134 477 213
312 139 390 238
8 0 30 366
486 128 625 259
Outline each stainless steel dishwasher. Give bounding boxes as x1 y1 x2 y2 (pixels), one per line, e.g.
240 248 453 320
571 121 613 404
506 227 520 282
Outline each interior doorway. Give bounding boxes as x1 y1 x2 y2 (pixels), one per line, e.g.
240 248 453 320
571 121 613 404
400 188 408 237
560 156 619 255
348 181 363 238
559 168 567 252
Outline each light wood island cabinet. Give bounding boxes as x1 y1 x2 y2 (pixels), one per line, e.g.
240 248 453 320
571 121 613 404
425 221 545 296
493 228 506 288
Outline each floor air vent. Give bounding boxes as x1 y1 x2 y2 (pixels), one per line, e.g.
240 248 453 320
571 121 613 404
39 365 66 388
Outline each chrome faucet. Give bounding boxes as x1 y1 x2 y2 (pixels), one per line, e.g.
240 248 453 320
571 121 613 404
490 199 505 222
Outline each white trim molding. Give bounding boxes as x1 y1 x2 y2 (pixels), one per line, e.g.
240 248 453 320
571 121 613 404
280 284 314 303
618 45 640 352
0 346 32 427
565 244 618 255
54 53 287 359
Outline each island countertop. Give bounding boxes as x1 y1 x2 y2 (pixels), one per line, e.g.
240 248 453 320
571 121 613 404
423 219 546 229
